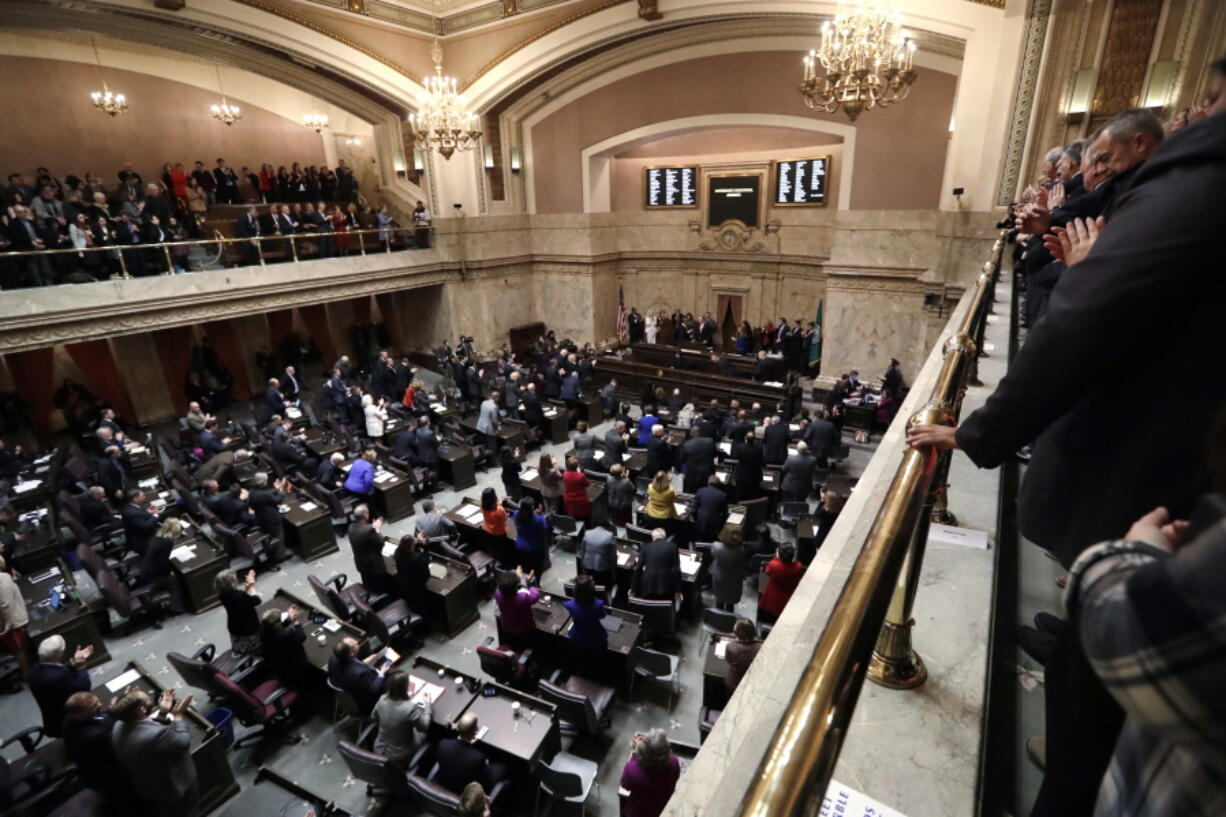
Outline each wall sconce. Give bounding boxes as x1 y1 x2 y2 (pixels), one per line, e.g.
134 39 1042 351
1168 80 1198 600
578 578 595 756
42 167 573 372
1065 67 1097 124
510 146 522 173
483 145 495 169
413 148 425 172
1143 60 1179 111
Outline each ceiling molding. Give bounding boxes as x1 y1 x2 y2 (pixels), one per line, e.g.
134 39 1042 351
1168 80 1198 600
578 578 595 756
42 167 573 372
6 0 412 119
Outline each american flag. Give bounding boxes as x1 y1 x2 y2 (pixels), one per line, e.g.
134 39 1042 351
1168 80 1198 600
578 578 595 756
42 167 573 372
616 286 627 339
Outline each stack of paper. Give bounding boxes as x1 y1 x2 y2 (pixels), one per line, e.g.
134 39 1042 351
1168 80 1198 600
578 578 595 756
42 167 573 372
714 640 728 659
462 506 485 524
299 501 318 512
674 502 688 516
139 478 159 490
727 512 744 526
381 542 397 557
171 545 197 563
408 677 445 705
680 553 702 574
617 551 632 567
521 468 539 481
14 480 40 494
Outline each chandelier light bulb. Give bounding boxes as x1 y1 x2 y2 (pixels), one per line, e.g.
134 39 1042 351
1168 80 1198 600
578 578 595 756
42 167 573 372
409 38 482 161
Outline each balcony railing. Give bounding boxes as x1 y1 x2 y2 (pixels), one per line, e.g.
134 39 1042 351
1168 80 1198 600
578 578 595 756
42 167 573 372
0 225 432 283
735 231 1007 817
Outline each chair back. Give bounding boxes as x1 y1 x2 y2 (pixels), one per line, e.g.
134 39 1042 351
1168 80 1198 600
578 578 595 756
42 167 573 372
405 774 461 815
550 514 578 534
95 568 136 616
779 501 809 522
56 490 81 520
75 542 103 579
327 678 366 720
631 646 674 678
538 679 598 735
476 644 515 685
167 650 224 692
338 740 412 799
625 524 653 544
208 671 270 725
61 511 94 549
348 592 390 641
537 758 585 799
701 607 739 636
627 595 676 638
308 574 353 620
741 496 769 530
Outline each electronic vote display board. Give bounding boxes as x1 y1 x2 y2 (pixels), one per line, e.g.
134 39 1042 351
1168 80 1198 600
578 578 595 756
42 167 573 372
706 174 761 228
772 156 832 207
644 166 698 208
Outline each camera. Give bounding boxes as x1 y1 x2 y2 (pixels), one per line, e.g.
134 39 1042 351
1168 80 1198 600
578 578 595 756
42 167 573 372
453 203 463 211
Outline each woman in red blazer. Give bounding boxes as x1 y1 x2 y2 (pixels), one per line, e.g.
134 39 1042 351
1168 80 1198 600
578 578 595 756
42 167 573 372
561 456 591 522
758 544 805 625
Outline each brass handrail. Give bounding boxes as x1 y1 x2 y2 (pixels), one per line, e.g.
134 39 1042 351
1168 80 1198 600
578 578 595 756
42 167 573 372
736 230 1008 817
0 224 431 263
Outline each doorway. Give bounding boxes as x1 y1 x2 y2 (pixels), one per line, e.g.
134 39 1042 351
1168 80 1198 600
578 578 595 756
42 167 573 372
715 294 743 352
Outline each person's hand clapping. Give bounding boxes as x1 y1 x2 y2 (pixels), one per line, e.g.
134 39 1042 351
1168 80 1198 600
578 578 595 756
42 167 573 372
1062 216 1104 267
1124 507 1189 554
288 603 302 624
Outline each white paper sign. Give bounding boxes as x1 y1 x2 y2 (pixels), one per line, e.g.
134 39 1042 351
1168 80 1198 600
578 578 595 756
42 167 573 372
929 523 989 550
820 780 908 817
105 668 143 693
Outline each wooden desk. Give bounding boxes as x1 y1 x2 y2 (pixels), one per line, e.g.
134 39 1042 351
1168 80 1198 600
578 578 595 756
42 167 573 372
125 442 159 480
531 593 570 636
168 525 228 613
437 442 476 491
702 637 732 709
384 541 479 637
458 683 559 767
8 505 59 573
11 466 52 513
630 342 787 381
19 562 109 668
280 494 338 560
410 656 480 728
93 660 239 815
380 415 410 447
578 395 602 427
445 499 517 555
596 356 798 417
461 416 525 453
258 589 367 673
302 426 344 460
341 459 415 521
544 406 569 444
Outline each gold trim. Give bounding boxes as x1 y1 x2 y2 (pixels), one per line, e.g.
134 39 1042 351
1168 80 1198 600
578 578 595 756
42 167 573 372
770 155 831 208
642 165 699 210
233 0 423 85
704 171 763 230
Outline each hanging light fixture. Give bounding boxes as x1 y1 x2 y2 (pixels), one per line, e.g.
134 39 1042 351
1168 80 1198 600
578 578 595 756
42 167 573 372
210 64 242 126
303 113 329 133
88 37 128 117
344 136 363 147
408 38 481 160
799 1 917 122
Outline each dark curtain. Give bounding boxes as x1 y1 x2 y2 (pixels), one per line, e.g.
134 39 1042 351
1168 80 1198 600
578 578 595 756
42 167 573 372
374 292 401 354
153 325 196 416
299 304 337 365
352 296 373 326
268 309 295 349
4 348 56 443
65 340 137 426
203 320 252 400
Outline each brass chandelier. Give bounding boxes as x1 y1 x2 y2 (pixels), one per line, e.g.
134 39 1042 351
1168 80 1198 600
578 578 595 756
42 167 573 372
303 113 330 133
88 38 128 117
799 1 917 122
408 39 481 161
210 64 242 126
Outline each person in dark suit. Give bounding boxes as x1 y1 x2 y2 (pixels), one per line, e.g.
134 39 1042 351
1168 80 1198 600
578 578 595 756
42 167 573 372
780 442 816 504
198 419 231 459
698 314 717 347
138 519 183 613
883 359 903 395
732 431 765 501
626 307 645 344
711 353 735 377
216 483 255 528
347 504 393 596
677 428 716 494
315 453 346 492
521 383 546 434
763 416 790 466
271 427 318 478
645 425 673 477
259 605 311 693
79 485 116 530
724 409 752 444
63 692 140 816
27 635 92 738
213 158 239 205
633 528 682 601
263 378 287 419
234 206 261 265
97 446 128 501
393 533 432 615
392 426 418 461
805 410 841 466
111 687 197 817
753 350 773 383
415 417 440 467
327 636 387 715
604 421 629 466
281 365 302 404
120 490 160 556
693 475 729 542
434 712 509 793
247 473 291 561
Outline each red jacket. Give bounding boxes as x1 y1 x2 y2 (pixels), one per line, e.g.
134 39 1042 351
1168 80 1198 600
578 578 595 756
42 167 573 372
759 557 805 616
562 469 590 518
